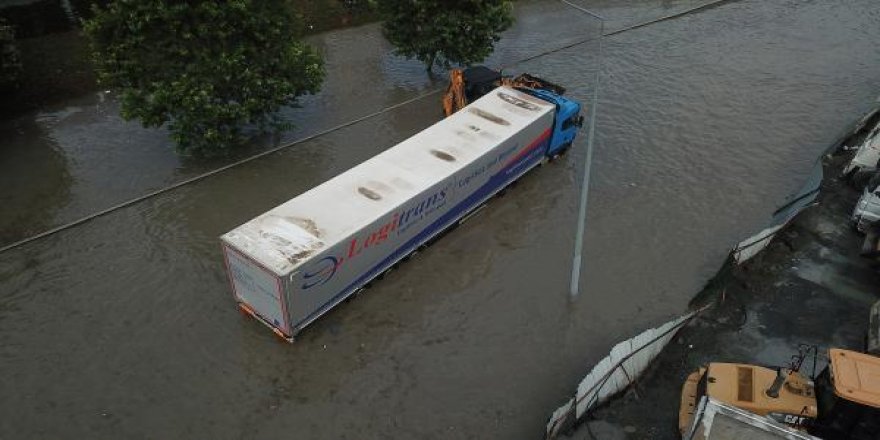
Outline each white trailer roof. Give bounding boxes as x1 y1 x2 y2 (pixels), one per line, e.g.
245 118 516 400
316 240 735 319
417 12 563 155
222 86 554 275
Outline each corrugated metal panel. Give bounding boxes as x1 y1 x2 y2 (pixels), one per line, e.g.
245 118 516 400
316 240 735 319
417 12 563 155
733 223 786 264
546 311 698 439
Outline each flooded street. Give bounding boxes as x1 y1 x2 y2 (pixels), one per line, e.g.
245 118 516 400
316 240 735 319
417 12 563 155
2 0 880 438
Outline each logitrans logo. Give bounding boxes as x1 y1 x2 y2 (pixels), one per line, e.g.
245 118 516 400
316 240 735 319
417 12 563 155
301 187 448 290
301 256 339 290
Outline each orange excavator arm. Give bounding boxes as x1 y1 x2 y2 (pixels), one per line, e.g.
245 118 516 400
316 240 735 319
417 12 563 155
442 69 467 117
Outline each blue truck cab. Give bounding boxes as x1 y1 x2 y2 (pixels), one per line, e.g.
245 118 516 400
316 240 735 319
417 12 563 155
520 88 584 158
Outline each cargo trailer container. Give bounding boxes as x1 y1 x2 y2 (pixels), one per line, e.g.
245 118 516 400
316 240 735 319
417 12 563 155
221 85 583 341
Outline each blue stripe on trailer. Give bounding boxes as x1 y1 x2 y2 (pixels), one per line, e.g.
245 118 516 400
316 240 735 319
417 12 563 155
290 131 551 332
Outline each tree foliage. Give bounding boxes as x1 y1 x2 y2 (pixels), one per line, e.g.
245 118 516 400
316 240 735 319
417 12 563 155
84 1 325 155
0 18 21 90
378 0 513 72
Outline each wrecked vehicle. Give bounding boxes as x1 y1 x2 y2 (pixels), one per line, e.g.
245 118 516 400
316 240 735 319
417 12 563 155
843 118 880 188
851 172 880 233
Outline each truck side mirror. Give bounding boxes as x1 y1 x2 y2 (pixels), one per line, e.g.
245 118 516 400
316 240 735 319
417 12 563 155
576 115 585 128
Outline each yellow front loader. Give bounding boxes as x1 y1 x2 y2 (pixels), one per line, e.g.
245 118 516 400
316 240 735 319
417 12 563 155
679 347 880 439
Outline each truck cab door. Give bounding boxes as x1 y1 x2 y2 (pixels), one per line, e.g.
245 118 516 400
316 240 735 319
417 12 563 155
547 104 582 157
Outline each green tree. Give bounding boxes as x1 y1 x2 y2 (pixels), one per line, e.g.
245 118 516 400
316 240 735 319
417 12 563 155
378 0 513 72
84 1 324 155
0 18 21 90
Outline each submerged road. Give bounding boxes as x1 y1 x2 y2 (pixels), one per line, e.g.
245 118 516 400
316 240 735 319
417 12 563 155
1 0 880 438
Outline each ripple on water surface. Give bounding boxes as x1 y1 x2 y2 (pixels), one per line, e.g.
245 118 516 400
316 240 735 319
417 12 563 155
2 0 880 438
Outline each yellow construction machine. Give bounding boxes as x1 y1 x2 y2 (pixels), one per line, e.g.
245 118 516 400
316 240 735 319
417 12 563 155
441 66 567 117
679 346 880 439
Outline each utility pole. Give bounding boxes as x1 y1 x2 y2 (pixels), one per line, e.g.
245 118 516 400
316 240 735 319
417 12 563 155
560 0 604 298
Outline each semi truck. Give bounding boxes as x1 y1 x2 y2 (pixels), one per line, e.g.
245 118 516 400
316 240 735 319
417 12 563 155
221 85 584 341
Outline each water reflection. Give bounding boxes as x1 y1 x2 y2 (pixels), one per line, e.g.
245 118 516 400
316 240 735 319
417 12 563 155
0 115 71 244
2 1 880 438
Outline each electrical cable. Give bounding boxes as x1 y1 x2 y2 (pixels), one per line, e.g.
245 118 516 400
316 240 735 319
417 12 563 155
0 0 742 255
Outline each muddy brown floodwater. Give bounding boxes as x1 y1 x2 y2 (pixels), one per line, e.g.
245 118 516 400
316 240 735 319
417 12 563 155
1 0 880 438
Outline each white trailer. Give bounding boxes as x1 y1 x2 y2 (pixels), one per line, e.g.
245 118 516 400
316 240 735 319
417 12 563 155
221 86 564 341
